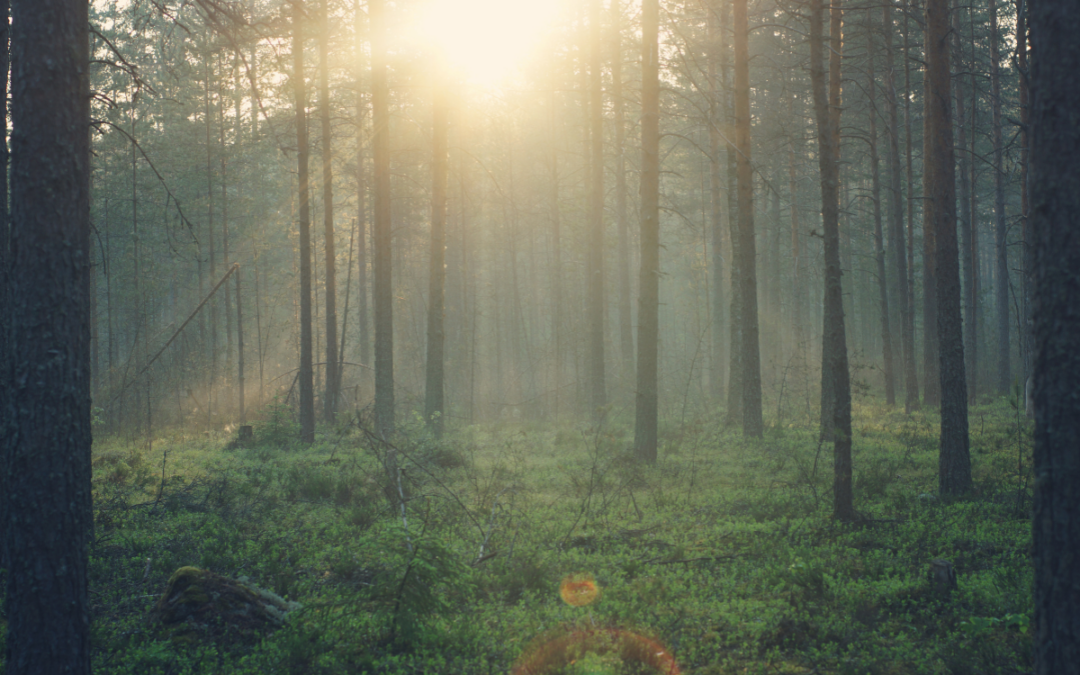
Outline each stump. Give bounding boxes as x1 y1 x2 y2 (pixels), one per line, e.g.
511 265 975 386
930 559 957 597
238 425 253 442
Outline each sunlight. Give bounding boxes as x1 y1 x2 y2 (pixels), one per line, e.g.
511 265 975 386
411 0 561 86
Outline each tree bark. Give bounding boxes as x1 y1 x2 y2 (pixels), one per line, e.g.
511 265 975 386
3 0 92 671
811 0 854 522
293 1 316 443
733 0 763 437
371 0 394 438
1030 2 1080 670
320 0 339 422
635 0 660 463
925 0 970 495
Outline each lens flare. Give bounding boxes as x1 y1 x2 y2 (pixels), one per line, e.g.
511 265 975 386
559 573 600 607
511 625 681 675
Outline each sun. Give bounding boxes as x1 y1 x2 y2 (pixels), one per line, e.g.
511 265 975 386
412 0 561 86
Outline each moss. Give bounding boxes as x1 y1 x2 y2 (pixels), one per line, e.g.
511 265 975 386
149 566 301 646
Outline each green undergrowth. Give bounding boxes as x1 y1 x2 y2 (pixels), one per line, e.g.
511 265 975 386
74 398 1033 674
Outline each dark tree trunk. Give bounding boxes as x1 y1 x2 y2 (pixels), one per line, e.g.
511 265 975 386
921 38 941 409
991 0 1010 395
1030 1 1080 670
3 0 92 672
884 1 916 412
1018 3 1031 392
867 11 895 406
901 0 920 411
811 0 854 522
293 2 316 443
425 82 448 437
734 0 763 438
587 0 606 412
925 0 970 496
635 0 660 463
0 0 9 579
320 0 339 422
371 0 394 437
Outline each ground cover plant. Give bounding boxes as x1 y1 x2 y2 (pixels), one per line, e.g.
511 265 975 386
2 401 1033 674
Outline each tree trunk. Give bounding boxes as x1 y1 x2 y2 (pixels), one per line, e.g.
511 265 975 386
867 10 895 406
320 0 339 422
587 0 606 412
708 0 725 400
635 0 660 463
3 0 92 672
811 0 854 522
901 0 920 411
734 0 763 437
954 9 976 404
354 0 370 395
884 0 916 413
612 0 633 387
925 0 970 495
1030 3 1080 670
1018 3 1031 394
293 1 316 443
371 0 394 438
425 81 448 437
990 0 1010 395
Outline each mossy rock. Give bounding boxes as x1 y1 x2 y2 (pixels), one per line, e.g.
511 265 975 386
150 566 301 644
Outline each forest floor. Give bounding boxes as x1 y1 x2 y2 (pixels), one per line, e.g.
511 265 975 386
4 398 1035 674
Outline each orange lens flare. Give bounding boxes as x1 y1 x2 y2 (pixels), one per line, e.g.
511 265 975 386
511 626 681 675
559 573 601 607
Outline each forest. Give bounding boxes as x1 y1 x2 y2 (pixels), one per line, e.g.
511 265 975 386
1 0 1078 673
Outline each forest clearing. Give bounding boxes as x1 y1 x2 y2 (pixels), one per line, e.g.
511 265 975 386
1 0 1077 673
76 399 1032 674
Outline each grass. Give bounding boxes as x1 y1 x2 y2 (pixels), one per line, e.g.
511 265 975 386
3 398 1035 674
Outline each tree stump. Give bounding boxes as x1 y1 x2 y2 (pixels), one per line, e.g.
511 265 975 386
930 559 957 597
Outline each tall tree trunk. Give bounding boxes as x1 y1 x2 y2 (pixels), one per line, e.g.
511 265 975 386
925 0 970 495
354 0 370 388
320 0 339 422
902 0 920 410
991 0 1010 395
788 99 803 356
293 1 316 443
587 0 606 412
811 0 854 522
371 0 394 437
0 0 9 596
708 0 725 400
921 4 941 409
635 0 660 463
954 8 976 403
884 0 916 412
1030 2 1080 669
205 58 219 415
612 0 634 386
1018 2 1031 393
236 268 245 423
4 0 92 671
425 81 448 437
725 0 742 424
821 0 845 435
734 0 763 437
867 10 895 406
